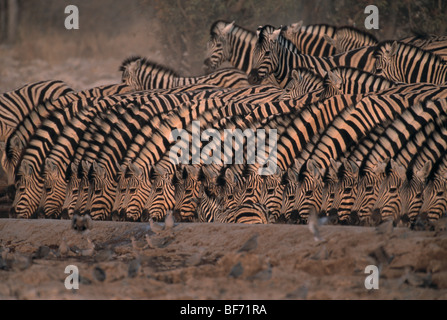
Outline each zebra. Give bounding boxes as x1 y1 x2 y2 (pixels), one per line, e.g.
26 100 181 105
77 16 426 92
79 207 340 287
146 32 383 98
172 164 202 222
279 68 325 100
9 94 127 219
373 41 447 84
400 33 447 62
419 154 447 223
204 20 258 74
120 56 250 91
2 83 131 186
323 26 378 54
248 25 377 88
0 80 72 142
278 86 447 224
318 67 396 100
281 22 337 57
372 119 447 225
334 99 447 223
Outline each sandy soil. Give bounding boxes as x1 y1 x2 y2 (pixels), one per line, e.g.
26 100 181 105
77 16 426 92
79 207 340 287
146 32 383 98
0 219 446 300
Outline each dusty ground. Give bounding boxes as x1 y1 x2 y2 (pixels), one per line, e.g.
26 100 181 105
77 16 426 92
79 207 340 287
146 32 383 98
0 218 446 300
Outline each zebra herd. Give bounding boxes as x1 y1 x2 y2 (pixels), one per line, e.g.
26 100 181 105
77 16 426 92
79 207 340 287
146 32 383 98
1 20 447 229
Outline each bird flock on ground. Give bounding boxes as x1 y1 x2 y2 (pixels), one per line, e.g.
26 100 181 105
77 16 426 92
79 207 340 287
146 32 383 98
1 18 447 231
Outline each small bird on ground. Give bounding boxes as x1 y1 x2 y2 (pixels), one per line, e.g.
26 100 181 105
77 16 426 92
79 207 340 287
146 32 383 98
131 235 146 254
145 233 156 249
375 219 394 235
165 210 175 230
32 245 51 259
237 233 259 253
308 209 324 242
72 214 93 232
58 237 70 257
128 257 141 278
93 266 106 282
149 217 164 234
81 238 95 257
228 261 244 278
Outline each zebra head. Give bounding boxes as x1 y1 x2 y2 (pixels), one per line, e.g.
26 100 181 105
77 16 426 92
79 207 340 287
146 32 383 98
420 170 447 222
10 159 42 219
121 162 150 222
142 166 175 222
41 158 66 219
319 69 344 100
399 161 432 224
84 161 115 220
2 135 24 187
173 165 201 222
373 41 401 81
219 167 242 213
61 160 87 220
249 25 281 85
119 56 144 90
372 159 407 225
351 160 388 225
111 161 130 221
319 159 341 223
280 165 299 223
292 159 325 224
204 21 235 72
331 159 361 225
195 183 223 223
280 69 325 100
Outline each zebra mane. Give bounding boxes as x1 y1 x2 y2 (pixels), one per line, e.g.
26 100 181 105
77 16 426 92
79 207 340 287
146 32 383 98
119 56 180 77
210 20 254 38
374 40 445 65
336 25 378 43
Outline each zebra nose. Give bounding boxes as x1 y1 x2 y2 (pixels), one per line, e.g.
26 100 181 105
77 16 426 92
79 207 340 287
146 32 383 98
248 70 261 85
328 209 339 224
371 208 382 226
9 207 16 218
203 58 212 67
288 209 300 224
60 209 69 220
141 209 150 222
35 207 45 219
350 211 360 225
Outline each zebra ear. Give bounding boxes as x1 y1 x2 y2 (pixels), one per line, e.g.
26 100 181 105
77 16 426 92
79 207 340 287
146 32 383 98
389 41 399 57
45 158 57 172
307 159 321 178
416 160 432 181
225 168 235 185
11 136 23 150
330 158 342 172
287 168 297 183
328 70 342 88
269 28 281 42
391 159 406 180
289 21 303 33
71 161 78 174
323 34 337 47
82 160 92 173
290 69 302 81
294 158 303 173
222 21 235 35
129 162 143 178
20 160 33 176
373 159 389 174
